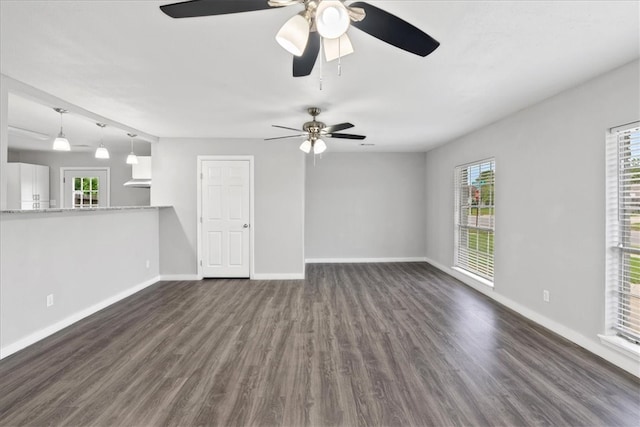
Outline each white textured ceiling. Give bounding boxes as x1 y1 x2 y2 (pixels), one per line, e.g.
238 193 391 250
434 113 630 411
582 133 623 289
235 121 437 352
1 0 639 152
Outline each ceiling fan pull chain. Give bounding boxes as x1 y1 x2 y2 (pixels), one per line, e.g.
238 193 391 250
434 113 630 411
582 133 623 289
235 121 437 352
338 36 342 76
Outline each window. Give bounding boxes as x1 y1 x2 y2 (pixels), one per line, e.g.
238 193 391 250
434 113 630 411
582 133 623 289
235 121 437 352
454 159 495 282
73 176 99 208
607 126 640 344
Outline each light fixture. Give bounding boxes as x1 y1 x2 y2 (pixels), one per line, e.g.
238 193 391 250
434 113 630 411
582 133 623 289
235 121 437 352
315 0 351 39
95 123 109 159
126 133 138 164
276 13 310 56
313 138 327 154
323 33 354 62
52 108 71 151
299 139 312 153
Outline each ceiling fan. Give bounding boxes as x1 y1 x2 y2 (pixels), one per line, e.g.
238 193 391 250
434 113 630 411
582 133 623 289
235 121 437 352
266 107 365 154
159 0 440 77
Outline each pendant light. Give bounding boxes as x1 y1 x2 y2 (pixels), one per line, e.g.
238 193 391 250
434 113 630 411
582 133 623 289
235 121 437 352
52 108 71 151
126 133 138 164
95 123 109 159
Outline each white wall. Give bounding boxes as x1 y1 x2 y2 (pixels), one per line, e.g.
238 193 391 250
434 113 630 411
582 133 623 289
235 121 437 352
424 60 640 374
1 75 9 210
0 208 161 356
305 152 427 261
151 138 305 279
8 147 151 207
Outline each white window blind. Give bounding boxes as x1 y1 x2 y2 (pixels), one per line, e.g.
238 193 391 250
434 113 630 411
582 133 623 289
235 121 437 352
608 126 640 343
454 159 495 281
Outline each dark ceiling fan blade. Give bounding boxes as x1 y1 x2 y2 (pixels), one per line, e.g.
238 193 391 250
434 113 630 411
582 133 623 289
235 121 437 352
293 31 320 77
327 133 367 140
272 125 304 132
323 122 354 133
349 2 440 57
265 134 307 140
160 0 272 18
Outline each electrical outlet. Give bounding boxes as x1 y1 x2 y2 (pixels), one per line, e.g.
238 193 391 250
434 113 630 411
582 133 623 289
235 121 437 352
543 290 550 303
146 260 150 269
46 294 54 307
50 200 57 207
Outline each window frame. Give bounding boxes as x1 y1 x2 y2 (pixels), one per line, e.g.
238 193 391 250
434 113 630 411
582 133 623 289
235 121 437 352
454 158 496 284
605 125 640 347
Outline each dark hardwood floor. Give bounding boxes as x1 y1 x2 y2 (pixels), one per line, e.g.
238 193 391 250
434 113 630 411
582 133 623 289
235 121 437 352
1 263 638 426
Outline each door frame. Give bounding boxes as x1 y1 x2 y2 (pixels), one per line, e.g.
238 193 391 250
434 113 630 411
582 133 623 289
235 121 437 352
60 167 111 208
196 155 255 279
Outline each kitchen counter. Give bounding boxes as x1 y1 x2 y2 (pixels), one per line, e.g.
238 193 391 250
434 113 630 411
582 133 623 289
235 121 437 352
1 206 171 214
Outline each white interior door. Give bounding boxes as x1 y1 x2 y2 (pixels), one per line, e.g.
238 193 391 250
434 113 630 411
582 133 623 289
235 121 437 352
201 160 251 278
62 169 109 208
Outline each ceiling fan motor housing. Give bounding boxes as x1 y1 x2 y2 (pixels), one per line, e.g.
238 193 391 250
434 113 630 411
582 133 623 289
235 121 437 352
303 121 325 135
303 107 324 137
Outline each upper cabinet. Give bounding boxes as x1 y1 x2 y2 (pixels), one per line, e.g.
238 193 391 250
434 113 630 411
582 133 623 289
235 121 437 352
7 163 50 210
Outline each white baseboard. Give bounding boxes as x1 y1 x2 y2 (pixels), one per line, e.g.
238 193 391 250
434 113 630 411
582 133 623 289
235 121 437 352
0 275 161 360
159 273 306 281
305 257 428 264
159 274 201 281
424 257 640 378
252 273 305 280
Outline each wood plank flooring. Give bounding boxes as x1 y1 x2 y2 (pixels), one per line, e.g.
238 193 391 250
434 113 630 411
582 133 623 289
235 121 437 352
1 262 638 426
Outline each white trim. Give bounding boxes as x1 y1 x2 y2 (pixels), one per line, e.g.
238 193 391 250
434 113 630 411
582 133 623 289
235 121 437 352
425 256 640 378
305 257 428 264
598 335 640 362
452 266 494 288
159 274 201 281
0 275 160 359
196 156 255 280
252 273 305 280
59 167 111 208
301 155 306 278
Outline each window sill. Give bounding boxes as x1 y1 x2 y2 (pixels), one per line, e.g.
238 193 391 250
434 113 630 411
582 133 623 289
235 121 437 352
452 267 494 288
598 334 640 361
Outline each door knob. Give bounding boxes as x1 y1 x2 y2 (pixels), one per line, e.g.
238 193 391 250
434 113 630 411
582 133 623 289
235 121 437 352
243 224 250 229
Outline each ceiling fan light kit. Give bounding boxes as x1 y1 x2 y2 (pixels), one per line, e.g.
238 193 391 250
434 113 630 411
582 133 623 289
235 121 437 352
313 138 327 154
323 33 353 61
315 1 350 39
276 13 310 56
268 107 365 154
159 1 441 155
299 139 312 153
160 0 440 77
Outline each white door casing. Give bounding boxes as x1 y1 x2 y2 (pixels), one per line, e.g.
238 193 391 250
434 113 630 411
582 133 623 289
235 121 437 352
199 159 252 278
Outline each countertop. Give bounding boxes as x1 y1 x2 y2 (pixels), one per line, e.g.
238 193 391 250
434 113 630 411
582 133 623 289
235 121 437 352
1 206 171 214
